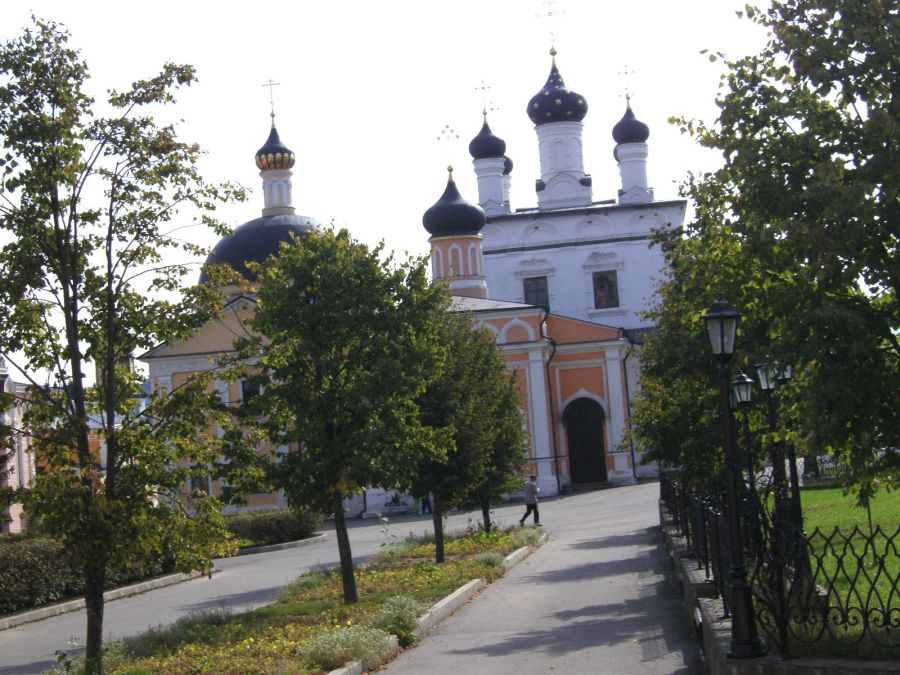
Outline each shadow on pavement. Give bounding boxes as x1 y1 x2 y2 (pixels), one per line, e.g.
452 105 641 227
446 529 705 672
567 527 661 550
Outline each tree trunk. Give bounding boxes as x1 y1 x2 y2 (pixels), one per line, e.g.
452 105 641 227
433 493 445 563
480 494 492 533
332 489 358 603
83 556 107 674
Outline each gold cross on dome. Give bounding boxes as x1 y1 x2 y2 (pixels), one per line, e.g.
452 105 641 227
261 78 281 123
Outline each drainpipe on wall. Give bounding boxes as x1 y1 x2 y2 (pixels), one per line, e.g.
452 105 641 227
621 329 639 480
541 307 561 495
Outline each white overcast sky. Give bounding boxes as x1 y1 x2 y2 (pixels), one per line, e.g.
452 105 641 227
4 0 770 266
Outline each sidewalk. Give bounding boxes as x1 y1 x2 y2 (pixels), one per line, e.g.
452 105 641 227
381 482 706 675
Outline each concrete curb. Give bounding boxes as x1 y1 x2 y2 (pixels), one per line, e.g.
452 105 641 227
235 532 328 556
0 569 214 632
328 530 548 675
326 635 399 675
416 577 487 639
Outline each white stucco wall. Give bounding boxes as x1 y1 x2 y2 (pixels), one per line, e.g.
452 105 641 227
481 200 685 330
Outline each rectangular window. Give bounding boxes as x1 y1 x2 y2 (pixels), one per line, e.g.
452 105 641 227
241 379 260 402
592 271 619 309
189 475 210 495
523 276 549 308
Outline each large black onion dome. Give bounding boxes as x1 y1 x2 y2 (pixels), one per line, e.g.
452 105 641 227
503 155 513 175
612 102 650 144
468 115 506 159
422 168 485 237
527 48 588 125
255 123 295 170
199 213 319 283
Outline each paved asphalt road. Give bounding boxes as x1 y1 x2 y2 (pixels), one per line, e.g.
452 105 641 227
0 482 703 674
382 482 705 674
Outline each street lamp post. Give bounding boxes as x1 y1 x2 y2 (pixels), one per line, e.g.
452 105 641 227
755 356 794 532
703 300 767 659
754 355 793 656
731 372 756 487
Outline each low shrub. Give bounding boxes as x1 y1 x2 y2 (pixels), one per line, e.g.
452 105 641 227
0 537 79 614
510 526 542 549
367 594 421 647
0 537 170 616
223 508 323 548
472 552 505 567
304 625 396 670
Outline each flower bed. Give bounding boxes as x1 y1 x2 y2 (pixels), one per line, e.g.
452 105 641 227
61 526 544 674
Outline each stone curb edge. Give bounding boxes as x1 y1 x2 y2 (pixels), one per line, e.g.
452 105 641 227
327 529 548 675
236 532 328 556
0 569 214 632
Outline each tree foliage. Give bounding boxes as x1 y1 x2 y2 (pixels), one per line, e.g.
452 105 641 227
0 19 248 672
409 311 527 559
238 229 449 602
632 0 898 489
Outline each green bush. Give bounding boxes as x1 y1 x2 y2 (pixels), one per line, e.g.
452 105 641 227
304 625 396 670
0 537 79 614
0 537 169 616
510 527 542 549
367 594 421 647
473 552 505 567
223 508 323 548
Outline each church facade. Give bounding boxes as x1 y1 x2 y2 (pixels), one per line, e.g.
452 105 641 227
140 48 684 506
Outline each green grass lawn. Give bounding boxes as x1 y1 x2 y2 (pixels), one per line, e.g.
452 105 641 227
784 486 900 659
57 526 543 674
800 486 899 534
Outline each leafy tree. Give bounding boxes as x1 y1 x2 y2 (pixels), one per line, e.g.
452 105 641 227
633 0 898 488
409 312 526 560
0 19 249 672
239 229 449 602
469 369 528 534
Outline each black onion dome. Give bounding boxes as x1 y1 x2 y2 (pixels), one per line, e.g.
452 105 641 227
468 116 506 159
527 48 588 125
199 213 319 283
255 124 295 170
422 168 485 237
612 103 650 144
503 155 513 175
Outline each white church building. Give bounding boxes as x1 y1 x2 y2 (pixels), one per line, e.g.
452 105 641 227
140 47 685 510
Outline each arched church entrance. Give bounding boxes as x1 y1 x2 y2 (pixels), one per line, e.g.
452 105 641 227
564 398 607 483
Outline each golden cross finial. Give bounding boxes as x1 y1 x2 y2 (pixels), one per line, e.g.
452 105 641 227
535 0 566 52
436 124 459 143
618 65 635 103
261 78 281 125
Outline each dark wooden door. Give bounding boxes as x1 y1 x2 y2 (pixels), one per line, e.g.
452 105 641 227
564 398 607 483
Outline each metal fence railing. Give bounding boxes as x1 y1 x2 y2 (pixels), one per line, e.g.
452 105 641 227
660 471 900 658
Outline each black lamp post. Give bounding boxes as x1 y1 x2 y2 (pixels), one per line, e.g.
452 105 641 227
775 366 803 532
703 300 767 658
755 355 792 531
731 372 755 486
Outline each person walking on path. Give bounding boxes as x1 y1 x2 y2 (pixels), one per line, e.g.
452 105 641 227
519 475 540 526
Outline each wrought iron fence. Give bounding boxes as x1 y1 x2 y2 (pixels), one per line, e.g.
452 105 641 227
660 471 900 658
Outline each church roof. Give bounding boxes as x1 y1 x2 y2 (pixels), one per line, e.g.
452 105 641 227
199 213 319 284
526 48 588 126
422 168 485 237
450 296 538 312
612 102 650 144
255 123 295 170
468 115 506 159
